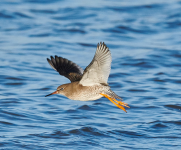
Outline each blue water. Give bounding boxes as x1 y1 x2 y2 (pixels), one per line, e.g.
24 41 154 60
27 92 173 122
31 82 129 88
0 0 181 149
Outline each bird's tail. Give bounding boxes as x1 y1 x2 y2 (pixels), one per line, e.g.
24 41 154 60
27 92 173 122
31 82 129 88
104 89 123 100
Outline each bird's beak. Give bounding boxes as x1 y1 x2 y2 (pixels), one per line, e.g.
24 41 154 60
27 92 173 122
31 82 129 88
45 90 58 97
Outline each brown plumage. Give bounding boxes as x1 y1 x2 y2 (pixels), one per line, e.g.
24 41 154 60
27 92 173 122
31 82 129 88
45 42 129 112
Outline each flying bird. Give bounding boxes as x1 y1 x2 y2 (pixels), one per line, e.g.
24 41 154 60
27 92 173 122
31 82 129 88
45 42 129 112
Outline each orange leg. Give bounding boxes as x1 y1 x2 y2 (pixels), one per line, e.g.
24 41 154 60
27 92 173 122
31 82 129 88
100 93 130 113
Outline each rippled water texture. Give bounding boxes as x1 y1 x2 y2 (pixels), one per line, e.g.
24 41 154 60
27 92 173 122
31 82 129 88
0 0 181 149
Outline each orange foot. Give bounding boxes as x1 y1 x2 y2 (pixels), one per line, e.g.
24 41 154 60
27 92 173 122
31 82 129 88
100 93 130 113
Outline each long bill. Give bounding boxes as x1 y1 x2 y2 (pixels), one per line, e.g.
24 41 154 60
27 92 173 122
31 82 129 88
45 91 58 97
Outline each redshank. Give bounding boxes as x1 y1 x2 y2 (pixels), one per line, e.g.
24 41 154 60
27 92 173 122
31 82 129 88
45 42 129 112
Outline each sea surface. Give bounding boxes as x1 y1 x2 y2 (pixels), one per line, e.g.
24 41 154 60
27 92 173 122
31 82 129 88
0 0 181 149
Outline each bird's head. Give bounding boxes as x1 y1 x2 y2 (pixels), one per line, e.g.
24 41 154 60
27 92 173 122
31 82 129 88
45 84 68 97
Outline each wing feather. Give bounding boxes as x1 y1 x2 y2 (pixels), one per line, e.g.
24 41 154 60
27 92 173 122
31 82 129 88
47 56 83 82
79 42 111 86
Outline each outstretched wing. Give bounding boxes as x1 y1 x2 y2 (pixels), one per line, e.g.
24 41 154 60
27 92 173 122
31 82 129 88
47 56 83 82
79 42 111 86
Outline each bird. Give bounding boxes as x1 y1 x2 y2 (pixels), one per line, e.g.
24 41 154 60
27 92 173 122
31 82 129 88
45 42 129 112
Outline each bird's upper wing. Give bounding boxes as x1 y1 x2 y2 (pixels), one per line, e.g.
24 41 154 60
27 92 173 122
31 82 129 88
47 56 83 82
79 42 111 86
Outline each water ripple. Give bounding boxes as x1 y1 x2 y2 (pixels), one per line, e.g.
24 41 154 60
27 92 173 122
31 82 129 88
1 0 181 149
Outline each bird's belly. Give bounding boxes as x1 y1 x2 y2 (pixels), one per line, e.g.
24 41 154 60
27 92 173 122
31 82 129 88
67 87 104 101
65 84 109 101
69 94 103 101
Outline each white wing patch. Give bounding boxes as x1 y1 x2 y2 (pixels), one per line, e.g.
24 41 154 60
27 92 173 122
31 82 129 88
79 42 112 86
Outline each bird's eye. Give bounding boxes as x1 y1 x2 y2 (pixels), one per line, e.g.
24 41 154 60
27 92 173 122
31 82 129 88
60 88 64 91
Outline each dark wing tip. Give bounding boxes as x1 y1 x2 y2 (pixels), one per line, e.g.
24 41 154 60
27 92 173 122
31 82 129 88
98 42 108 48
47 56 57 71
